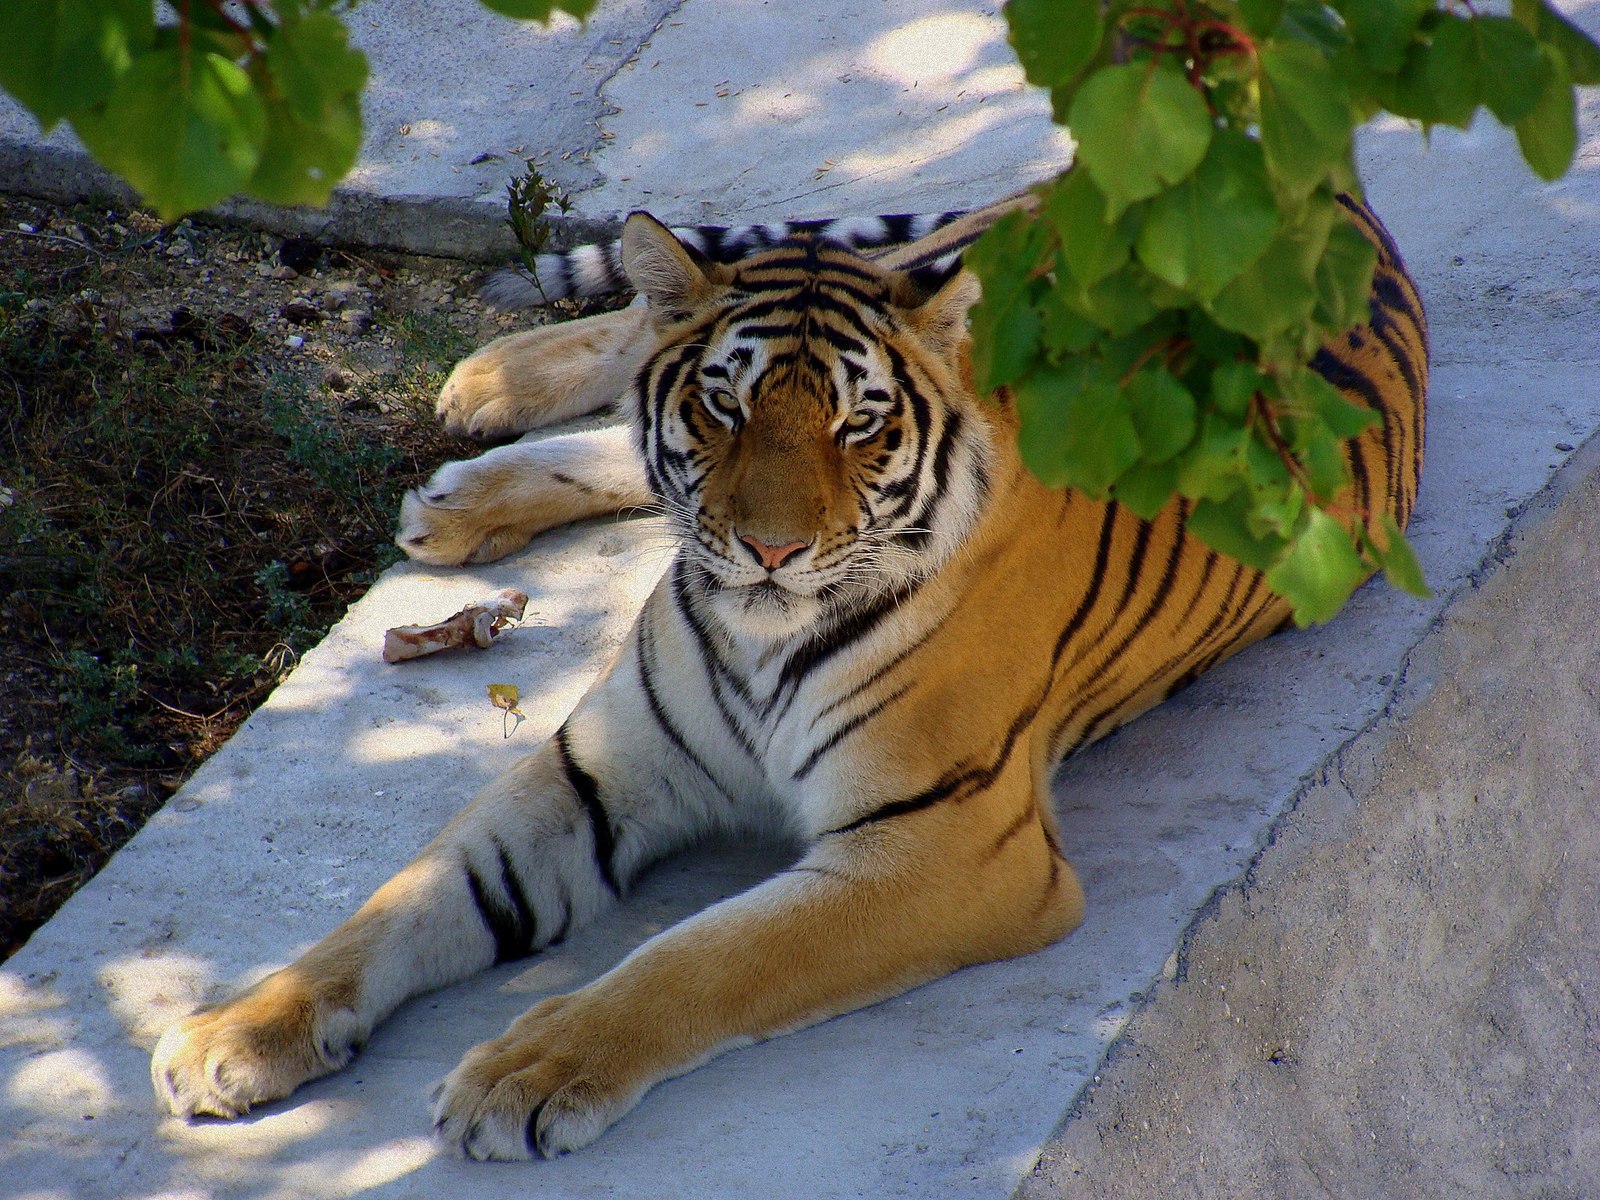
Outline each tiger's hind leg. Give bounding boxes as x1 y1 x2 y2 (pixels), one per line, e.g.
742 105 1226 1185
435 302 650 440
397 423 653 565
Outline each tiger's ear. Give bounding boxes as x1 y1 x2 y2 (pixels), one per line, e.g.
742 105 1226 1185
893 268 981 358
621 212 727 320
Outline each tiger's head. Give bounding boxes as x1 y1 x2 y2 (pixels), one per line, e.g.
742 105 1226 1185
621 213 996 639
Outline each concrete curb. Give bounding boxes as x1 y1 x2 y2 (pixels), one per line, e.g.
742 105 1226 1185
1018 427 1600 1200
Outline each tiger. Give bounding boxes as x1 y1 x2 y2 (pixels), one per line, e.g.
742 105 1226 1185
151 186 1426 1160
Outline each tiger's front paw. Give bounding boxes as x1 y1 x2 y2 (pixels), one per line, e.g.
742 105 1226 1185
395 454 543 567
431 993 652 1160
151 971 365 1119
436 332 553 441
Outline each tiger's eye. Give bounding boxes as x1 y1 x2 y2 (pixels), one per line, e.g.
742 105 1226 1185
703 388 741 420
841 410 883 441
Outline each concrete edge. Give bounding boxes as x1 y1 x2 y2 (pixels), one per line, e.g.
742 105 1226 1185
0 137 627 262
1011 421 1600 1197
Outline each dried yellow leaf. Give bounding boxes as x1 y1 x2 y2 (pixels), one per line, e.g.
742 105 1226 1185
487 683 522 714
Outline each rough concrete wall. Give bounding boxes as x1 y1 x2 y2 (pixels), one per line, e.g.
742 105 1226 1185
1021 449 1600 1200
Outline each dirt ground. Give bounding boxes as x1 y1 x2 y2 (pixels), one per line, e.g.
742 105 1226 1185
0 190 550 956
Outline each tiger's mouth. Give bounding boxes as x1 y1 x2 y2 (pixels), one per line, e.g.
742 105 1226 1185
743 579 795 606
695 564 829 637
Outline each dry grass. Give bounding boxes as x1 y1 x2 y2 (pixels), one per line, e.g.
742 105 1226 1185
0 193 529 956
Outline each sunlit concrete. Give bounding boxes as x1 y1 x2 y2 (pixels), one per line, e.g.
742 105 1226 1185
2 1 1599 1197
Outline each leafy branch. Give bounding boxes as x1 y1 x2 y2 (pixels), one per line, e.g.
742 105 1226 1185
983 0 1599 624
0 0 593 217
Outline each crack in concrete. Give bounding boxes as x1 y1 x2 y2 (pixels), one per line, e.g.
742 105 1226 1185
575 0 694 203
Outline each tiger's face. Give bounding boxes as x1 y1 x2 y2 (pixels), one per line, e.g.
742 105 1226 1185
622 214 994 639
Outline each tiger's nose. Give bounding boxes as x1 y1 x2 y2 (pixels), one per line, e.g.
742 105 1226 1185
738 532 809 570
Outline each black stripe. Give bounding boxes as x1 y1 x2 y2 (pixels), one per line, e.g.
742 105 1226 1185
827 695 1039 836
699 225 729 260
555 723 622 897
670 563 763 761
816 322 869 356
526 1097 551 1158
635 615 734 799
982 804 1036 864
1048 516 1186 748
767 581 917 722
1147 558 1249 711
791 683 912 782
1368 287 1424 402
548 879 573 946
879 344 934 519
651 350 694 421
599 244 625 294
464 838 537 965
812 611 947 721
1312 346 1395 507
928 407 963 493
829 508 1122 837
733 287 885 331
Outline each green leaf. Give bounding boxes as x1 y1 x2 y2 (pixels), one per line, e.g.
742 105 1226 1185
1299 428 1353 502
242 10 368 207
266 10 368 126
1387 14 1480 129
1259 41 1353 200
967 212 1050 391
1006 0 1102 89
1336 0 1431 74
1531 4 1600 86
1238 0 1286 37
1291 365 1380 440
248 90 363 208
1470 16 1551 125
1068 64 1213 218
1313 217 1378 332
1209 361 1269 418
1125 367 1197 463
1038 288 1099 357
478 0 599 18
0 0 152 129
1045 169 1132 289
1282 0 1351 58
1376 513 1431 597
1188 492 1287 571
1244 476 1306 540
1515 48 1577 181
1207 197 1336 341
970 292 1043 393
1266 507 1370 625
1113 458 1180 520
1015 362 1141 496
71 46 266 220
1175 413 1251 501
1135 130 1280 299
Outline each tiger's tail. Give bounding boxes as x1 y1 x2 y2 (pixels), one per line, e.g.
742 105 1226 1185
481 209 971 309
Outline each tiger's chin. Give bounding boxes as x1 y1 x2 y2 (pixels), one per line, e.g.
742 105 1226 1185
707 579 825 640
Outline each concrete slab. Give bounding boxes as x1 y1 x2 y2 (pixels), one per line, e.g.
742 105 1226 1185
0 0 1067 258
2 3 1599 1198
